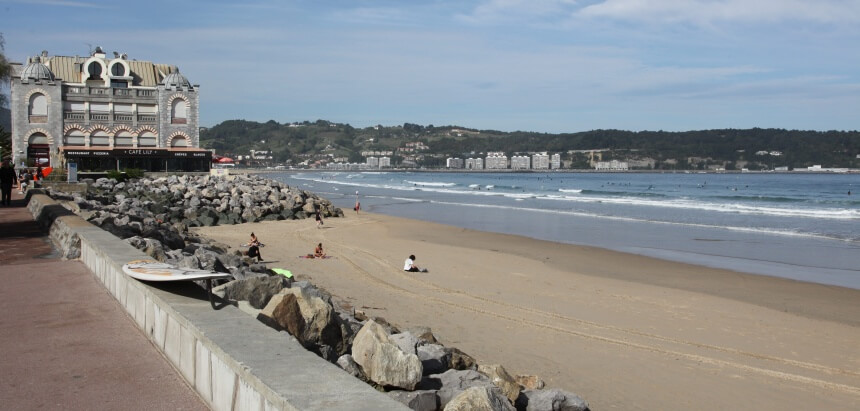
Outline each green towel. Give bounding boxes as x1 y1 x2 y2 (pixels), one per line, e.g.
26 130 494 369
271 268 293 278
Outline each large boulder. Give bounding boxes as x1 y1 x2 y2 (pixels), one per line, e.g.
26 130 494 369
259 287 345 356
515 389 589 411
420 369 495 408
515 375 546 390
352 319 423 390
446 347 477 371
478 364 521 403
390 331 420 355
417 343 450 375
387 390 439 411
223 275 290 309
444 386 515 411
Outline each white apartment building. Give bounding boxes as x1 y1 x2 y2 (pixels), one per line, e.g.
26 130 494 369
550 153 561 169
465 157 483 170
510 155 530 170
485 153 508 169
446 157 464 169
532 152 549 169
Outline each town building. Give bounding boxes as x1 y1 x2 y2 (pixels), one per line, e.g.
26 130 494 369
9 47 210 172
446 157 464 169
532 152 549 169
551 153 561 169
485 152 508 169
594 160 629 171
465 157 483 170
510 155 530 170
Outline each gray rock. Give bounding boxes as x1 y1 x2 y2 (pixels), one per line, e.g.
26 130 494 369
446 347 477 371
515 389 589 411
445 386 515 411
390 331 420 355
387 390 439 411
222 275 290 309
420 369 494 408
477 363 521 403
417 343 450 375
336 354 367 381
352 319 423 390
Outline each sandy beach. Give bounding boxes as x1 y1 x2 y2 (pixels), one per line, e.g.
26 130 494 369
194 212 860 410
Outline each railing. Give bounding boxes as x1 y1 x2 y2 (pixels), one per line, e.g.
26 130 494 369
29 115 47 123
63 86 157 99
114 88 133 96
65 86 84 94
114 114 134 122
64 111 85 121
137 89 155 97
138 114 157 123
90 88 109 95
90 113 109 121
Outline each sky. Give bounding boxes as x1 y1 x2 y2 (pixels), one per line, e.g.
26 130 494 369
2 0 859 133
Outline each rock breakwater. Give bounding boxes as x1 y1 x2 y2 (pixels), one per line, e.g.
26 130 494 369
45 174 589 411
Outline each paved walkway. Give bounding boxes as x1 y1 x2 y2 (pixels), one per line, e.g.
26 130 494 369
0 189 208 410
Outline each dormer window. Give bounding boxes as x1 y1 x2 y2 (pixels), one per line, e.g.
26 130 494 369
87 61 102 79
110 63 126 76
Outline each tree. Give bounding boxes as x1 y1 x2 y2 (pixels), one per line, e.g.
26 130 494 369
0 33 11 108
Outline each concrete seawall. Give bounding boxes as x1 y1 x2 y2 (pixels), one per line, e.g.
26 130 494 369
27 193 406 411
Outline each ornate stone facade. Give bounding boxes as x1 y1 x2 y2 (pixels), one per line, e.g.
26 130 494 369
9 47 207 172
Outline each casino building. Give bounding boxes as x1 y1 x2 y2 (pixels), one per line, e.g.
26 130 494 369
9 47 211 172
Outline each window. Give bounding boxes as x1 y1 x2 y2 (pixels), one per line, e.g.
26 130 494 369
115 131 133 147
64 130 85 146
110 63 126 76
170 136 188 147
28 133 48 145
91 130 110 146
171 99 187 124
29 93 48 122
139 131 157 147
87 61 102 79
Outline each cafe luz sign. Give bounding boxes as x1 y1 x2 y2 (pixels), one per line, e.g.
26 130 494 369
64 148 211 158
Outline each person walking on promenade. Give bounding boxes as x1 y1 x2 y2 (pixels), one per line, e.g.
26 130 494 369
0 160 16 206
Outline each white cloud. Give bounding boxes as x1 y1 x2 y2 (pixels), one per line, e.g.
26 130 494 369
578 0 860 25
456 0 579 24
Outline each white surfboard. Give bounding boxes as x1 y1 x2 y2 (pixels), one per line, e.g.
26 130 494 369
122 259 233 282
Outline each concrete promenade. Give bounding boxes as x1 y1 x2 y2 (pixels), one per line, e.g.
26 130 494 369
0 189 208 410
2 188 407 411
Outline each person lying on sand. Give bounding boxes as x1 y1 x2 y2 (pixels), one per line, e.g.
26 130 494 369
403 254 428 272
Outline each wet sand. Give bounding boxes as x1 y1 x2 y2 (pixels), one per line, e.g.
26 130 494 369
194 212 860 410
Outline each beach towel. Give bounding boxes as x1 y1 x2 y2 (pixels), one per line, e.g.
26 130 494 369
271 268 293 278
299 255 333 259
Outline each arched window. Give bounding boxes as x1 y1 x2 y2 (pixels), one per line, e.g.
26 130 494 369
170 136 188 147
87 61 102 80
171 99 187 124
28 133 48 145
138 131 157 147
91 130 110 146
64 129 85 146
29 93 48 123
115 131 134 147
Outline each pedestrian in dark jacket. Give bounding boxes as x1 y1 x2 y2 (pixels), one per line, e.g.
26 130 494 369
0 160 17 206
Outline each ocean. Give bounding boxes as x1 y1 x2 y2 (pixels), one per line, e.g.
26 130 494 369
270 171 860 289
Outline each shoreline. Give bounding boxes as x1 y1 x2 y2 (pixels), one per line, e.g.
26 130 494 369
194 211 860 410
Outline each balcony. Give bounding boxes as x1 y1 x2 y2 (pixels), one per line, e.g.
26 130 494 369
138 114 157 124
90 112 109 121
62 85 157 101
64 111 85 121
114 113 134 123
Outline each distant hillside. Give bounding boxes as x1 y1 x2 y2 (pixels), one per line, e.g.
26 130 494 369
200 120 860 170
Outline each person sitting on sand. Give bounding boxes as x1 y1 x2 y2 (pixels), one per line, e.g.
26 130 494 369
243 232 262 261
314 243 326 258
403 254 427 272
